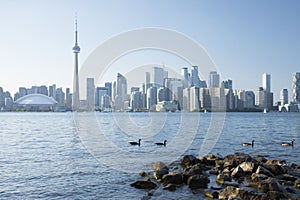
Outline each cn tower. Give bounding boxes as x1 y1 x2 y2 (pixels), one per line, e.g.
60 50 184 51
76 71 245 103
72 18 80 111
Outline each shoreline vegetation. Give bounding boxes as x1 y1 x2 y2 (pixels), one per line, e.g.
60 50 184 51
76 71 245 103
131 152 300 199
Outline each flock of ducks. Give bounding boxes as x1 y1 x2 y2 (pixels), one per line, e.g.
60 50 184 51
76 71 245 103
128 139 167 146
129 139 296 147
242 139 295 147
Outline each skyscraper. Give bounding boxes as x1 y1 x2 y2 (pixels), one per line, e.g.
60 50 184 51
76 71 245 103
72 18 80 111
262 73 271 93
145 72 150 94
292 72 300 102
153 67 165 88
209 71 220 88
181 67 189 89
86 78 95 111
191 66 200 87
280 89 288 105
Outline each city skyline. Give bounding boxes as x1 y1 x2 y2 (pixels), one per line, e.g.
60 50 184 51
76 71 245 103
1 1 300 101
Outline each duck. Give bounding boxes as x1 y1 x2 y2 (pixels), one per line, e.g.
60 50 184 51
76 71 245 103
155 140 167 146
242 140 254 147
281 139 295 146
129 139 141 146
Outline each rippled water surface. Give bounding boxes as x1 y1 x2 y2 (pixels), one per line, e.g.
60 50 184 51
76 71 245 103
0 112 299 199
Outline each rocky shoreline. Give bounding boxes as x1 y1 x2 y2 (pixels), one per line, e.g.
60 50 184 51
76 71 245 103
131 152 300 199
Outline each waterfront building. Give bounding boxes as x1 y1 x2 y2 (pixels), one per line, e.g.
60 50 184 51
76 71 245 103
209 71 220 88
200 88 210 110
245 91 255 109
65 88 72 111
257 87 267 109
49 84 56 98
95 87 108 108
153 67 165 88
5 97 13 111
72 18 80 111
292 72 300 102
164 78 182 101
224 89 234 110
145 72 150 94
182 87 190 111
221 79 233 90
105 82 112 98
280 89 289 105
147 86 157 111
116 73 127 99
181 67 189 89
157 87 167 102
210 87 226 111
130 87 140 93
86 78 95 111
130 91 142 111
101 94 111 110
55 88 65 111
189 86 200 111
156 101 177 112
191 66 200 87
262 73 271 93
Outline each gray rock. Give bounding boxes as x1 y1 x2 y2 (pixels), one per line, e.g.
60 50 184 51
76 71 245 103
187 174 210 189
162 171 183 185
258 177 287 193
163 183 176 191
181 155 198 167
255 165 274 177
153 161 168 172
231 166 245 178
130 180 157 189
216 173 232 185
239 161 257 173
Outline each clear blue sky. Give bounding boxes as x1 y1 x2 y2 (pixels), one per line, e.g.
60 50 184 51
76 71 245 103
0 0 299 101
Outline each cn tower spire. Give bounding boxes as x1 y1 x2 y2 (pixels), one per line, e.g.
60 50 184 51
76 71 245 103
72 15 80 111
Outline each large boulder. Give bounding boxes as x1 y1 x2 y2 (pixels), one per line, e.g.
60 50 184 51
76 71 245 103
218 186 259 200
130 180 157 189
162 172 183 185
153 161 169 182
264 164 287 176
256 165 274 177
187 174 210 189
181 155 198 167
258 178 287 193
216 173 232 185
183 164 204 183
239 161 258 173
231 166 245 178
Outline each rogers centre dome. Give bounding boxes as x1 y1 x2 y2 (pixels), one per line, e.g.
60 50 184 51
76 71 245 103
14 94 57 111
15 94 57 105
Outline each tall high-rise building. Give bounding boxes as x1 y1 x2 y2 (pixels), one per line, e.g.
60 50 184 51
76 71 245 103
292 72 300 102
145 72 150 94
209 71 220 88
147 86 157 110
86 78 95 111
262 73 271 93
191 66 200 87
116 73 127 98
221 80 233 90
257 87 266 109
153 67 164 88
181 67 189 89
72 18 80 111
95 87 108 108
189 86 200 111
105 82 112 98
280 89 288 105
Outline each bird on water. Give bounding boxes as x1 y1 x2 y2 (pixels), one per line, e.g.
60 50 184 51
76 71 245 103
155 140 167 146
129 139 141 146
281 139 295 147
242 140 255 147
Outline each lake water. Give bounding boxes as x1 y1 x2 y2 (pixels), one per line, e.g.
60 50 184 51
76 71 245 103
0 112 299 199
